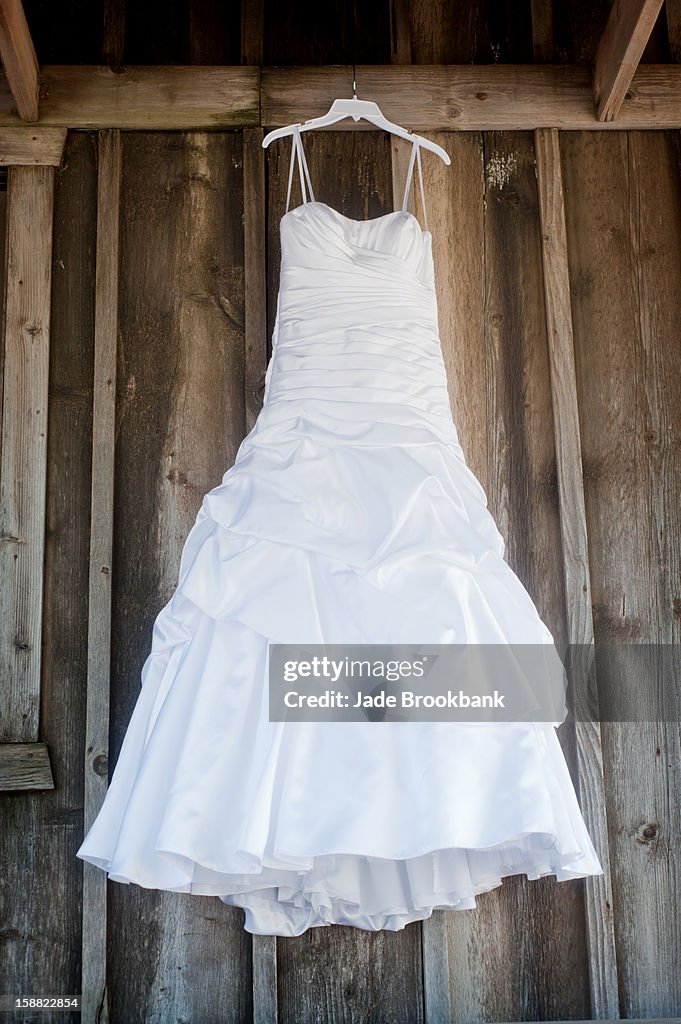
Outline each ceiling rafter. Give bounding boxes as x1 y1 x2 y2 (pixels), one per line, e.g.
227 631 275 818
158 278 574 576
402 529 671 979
0 0 38 121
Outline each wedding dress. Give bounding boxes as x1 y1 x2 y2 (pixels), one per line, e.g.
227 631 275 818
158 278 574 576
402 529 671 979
76 126 604 937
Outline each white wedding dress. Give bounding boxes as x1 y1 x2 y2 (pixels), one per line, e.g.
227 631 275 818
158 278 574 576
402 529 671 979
76 126 603 936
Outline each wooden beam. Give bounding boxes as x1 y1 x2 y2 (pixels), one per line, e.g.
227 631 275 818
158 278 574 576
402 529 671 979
0 166 55 745
534 127 620 1020
0 0 38 120
80 128 121 1024
0 64 675 130
593 0 665 121
0 125 65 164
13 65 259 129
262 64 681 130
0 741 53 790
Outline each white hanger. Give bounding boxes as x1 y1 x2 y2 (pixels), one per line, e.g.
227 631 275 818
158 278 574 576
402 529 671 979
262 76 451 165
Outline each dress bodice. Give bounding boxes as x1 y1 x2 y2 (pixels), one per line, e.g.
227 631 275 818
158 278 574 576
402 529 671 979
280 200 435 293
251 126 459 453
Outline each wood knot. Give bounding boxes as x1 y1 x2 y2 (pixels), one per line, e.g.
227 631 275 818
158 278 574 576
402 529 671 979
636 822 659 844
92 754 109 776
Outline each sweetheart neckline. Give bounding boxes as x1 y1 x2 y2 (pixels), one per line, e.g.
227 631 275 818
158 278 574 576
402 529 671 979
283 200 431 239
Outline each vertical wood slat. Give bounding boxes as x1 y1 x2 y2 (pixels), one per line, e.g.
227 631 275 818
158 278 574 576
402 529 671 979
389 0 412 65
530 0 555 61
534 126 620 1020
241 5 276 1018
101 0 125 66
241 0 264 67
252 933 277 1024
80 129 121 1024
0 165 55 744
666 0 681 60
243 127 267 434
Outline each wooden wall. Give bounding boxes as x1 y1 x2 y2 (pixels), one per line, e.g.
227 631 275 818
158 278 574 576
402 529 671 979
0 2 680 1023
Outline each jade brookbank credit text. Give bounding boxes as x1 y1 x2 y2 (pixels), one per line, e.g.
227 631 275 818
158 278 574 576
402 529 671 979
283 690 507 709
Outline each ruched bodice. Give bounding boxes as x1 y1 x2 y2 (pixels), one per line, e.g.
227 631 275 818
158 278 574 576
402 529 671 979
263 201 454 441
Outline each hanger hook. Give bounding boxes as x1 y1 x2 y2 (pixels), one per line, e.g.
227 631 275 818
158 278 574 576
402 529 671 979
352 61 357 98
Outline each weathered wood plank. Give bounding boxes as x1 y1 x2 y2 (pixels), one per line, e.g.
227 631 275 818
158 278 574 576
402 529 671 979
0 741 53 789
243 128 266 433
0 0 39 120
252 933 277 1024
101 0 125 67
534 126 620 1019
0 64 676 130
497 1019 681 1024
240 0 264 67
0 165 54 743
531 0 555 62
262 64 681 131
4 65 260 129
388 0 412 64
561 127 681 1019
79 127 121 1024
666 0 681 60
108 130 250 1022
430 128 595 1021
593 0 665 121
0 126 66 165
1 127 97 1024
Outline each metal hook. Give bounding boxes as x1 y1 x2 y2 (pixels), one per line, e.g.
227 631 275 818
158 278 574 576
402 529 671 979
352 62 357 98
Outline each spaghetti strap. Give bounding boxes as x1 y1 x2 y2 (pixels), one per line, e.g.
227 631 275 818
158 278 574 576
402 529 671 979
401 139 428 232
286 125 316 212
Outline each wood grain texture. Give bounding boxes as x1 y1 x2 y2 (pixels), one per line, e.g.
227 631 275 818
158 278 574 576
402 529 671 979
79 128 121 1024
241 0 264 67
261 64 681 131
0 126 66 165
666 0 681 60
0 0 39 120
107 130 250 1023
252 933 277 1024
428 128 596 1022
243 128 267 433
561 128 681 1019
389 0 412 65
0 740 53 789
0 165 54 743
531 0 555 62
101 0 125 66
593 0 666 120
10 65 260 129
534 126 620 1019
1 127 97 1024
0 63 679 131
